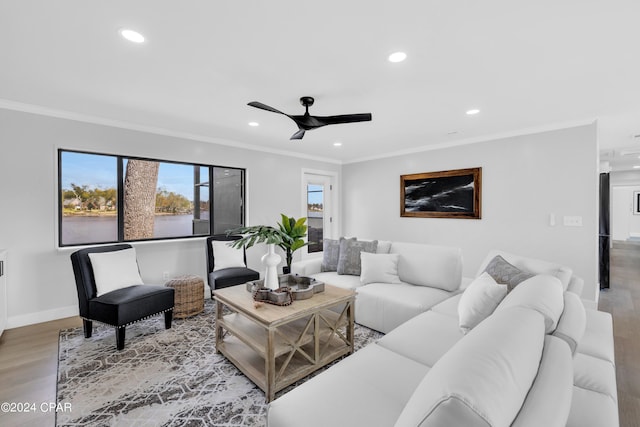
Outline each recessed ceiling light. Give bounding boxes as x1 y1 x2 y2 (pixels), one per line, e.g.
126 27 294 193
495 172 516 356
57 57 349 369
248 122 259 127
119 28 145 43
388 52 407 63
466 109 480 115
333 142 342 147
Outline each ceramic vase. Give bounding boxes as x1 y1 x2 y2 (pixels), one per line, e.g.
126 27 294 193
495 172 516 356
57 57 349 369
262 243 281 290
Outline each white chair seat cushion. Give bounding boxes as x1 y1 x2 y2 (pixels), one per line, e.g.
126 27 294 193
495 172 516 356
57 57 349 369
394 307 546 427
458 272 507 333
356 282 452 333
495 275 564 333
88 248 144 297
267 343 430 427
377 310 464 368
211 240 246 271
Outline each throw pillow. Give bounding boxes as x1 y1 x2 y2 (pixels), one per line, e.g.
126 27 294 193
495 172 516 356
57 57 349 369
360 253 402 285
88 248 144 297
321 238 345 272
484 255 534 291
337 239 378 276
458 272 508 333
212 240 246 271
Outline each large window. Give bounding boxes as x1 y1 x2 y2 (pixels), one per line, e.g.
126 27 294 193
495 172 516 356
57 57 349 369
58 149 245 247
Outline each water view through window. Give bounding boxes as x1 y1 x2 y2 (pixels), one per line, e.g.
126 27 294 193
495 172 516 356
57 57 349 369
307 184 324 253
59 150 244 246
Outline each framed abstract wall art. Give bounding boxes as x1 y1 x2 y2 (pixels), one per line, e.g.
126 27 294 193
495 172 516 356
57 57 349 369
400 167 482 219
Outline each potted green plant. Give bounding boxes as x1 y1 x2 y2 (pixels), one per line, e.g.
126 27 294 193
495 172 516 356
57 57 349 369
226 225 293 289
277 214 309 274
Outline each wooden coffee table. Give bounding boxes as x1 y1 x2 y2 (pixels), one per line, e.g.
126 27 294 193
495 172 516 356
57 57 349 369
213 283 355 402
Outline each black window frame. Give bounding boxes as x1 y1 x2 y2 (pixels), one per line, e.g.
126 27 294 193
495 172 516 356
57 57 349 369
57 148 245 247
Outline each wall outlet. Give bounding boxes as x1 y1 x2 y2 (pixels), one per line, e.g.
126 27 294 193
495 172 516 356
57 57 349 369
162 271 170 280
563 216 583 227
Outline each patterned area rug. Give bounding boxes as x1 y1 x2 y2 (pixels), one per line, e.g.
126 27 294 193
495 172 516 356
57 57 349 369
57 299 382 426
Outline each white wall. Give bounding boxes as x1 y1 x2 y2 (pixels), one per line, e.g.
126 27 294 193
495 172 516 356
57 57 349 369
610 171 640 241
342 124 600 301
0 108 339 327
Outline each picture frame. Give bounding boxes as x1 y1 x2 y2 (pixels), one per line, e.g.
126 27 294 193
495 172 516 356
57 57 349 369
634 191 640 215
400 167 482 219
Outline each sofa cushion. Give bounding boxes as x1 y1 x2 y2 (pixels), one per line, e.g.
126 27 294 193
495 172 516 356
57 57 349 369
377 310 463 368
337 238 378 275
390 242 462 291
577 308 615 366
88 248 144 297
308 271 363 290
511 336 573 427
495 275 564 333
567 386 620 427
430 293 462 318
483 255 535 291
267 343 430 427
394 307 546 427
552 291 586 355
573 352 618 403
356 283 451 333
321 238 345 272
477 250 573 291
458 272 507 333
360 252 401 285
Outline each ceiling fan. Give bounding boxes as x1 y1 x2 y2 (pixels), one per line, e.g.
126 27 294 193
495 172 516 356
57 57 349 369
247 96 372 140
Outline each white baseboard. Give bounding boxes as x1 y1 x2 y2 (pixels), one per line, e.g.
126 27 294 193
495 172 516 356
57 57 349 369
6 305 79 329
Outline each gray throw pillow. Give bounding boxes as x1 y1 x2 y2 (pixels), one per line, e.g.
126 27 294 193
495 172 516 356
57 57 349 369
484 255 535 291
321 238 345 272
337 239 378 276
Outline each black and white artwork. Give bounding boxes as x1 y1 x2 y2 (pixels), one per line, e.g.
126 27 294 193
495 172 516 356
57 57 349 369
400 168 482 219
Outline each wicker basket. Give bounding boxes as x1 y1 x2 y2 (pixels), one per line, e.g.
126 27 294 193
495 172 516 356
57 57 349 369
165 275 204 319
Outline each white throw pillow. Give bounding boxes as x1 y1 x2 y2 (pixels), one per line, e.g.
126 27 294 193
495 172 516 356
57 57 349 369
458 272 508 333
212 240 246 271
88 248 144 297
360 252 402 285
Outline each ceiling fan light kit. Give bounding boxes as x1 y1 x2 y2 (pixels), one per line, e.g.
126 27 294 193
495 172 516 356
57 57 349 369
247 96 372 140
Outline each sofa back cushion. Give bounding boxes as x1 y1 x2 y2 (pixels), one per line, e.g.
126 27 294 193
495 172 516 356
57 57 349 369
510 335 573 427
494 275 564 333
394 307 545 427
477 250 573 291
390 242 462 291
551 291 586 355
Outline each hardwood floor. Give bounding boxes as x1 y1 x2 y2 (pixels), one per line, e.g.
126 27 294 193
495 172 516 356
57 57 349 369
601 241 640 427
0 244 638 426
0 316 81 427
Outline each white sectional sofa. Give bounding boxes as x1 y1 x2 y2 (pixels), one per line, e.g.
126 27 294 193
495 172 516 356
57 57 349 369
292 239 464 333
272 245 618 427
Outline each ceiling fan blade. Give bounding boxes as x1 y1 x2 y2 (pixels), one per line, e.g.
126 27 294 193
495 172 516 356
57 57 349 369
315 113 372 126
290 129 306 140
247 101 286 115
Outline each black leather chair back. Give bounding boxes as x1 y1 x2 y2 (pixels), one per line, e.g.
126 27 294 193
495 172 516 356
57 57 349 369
70 244 133 317
206 235 245 273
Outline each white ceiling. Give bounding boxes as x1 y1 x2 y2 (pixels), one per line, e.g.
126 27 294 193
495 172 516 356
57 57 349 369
2 1 640 166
